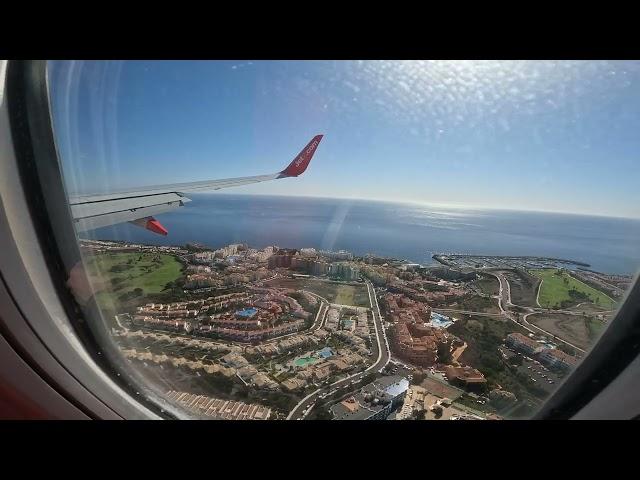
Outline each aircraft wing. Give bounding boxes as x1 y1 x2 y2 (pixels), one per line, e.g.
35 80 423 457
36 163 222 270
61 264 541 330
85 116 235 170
68 135 323 236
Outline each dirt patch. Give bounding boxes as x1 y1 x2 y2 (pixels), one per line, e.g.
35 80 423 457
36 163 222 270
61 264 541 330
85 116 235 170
419 377 462 400
475 275 499 296
568 302 612 315
266 277 370 307
503 270 540 307
458 294 501 314
527 313 605 350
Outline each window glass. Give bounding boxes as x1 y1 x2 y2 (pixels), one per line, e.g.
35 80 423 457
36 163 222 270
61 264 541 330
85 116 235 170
47 60 640 420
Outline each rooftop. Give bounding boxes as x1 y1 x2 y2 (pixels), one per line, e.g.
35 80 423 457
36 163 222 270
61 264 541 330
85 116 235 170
507 332 541 350
373 375 411 397
541 348 579 365
330 375 409 420
445 366 486 383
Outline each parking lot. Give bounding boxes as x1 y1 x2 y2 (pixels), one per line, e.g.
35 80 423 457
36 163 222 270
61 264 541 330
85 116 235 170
500 347 564 394
381 360 414 381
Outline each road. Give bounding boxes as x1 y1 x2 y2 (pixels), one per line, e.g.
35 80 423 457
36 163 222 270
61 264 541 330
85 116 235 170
520 312 586 353
302 291 330 331
494 271 513 313
434 308 503 318
286 279 390 420
536 278 543 307
420 271 593 357
490 271 587 353
114 314 130 332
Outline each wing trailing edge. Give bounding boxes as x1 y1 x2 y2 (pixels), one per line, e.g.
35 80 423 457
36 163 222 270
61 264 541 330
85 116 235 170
70 135 323 236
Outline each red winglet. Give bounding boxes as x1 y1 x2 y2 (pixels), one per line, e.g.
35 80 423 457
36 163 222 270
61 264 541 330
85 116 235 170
146 218 168 236
280 134 323 177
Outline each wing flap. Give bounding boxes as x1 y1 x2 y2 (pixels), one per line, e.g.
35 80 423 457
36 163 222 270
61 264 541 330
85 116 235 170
70 192 187 219
72 194 190 232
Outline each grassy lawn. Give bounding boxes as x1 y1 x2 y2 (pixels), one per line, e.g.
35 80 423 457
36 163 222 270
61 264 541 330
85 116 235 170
531 269 615 310
84 252 183 309
334 285 358 306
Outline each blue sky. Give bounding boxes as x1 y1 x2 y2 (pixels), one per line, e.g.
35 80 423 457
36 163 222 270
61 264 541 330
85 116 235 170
48 60 640 218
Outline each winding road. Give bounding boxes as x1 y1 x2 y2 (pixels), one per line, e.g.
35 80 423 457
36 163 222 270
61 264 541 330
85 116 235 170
436 271 592 354
286 279 391 420
492 271 587 353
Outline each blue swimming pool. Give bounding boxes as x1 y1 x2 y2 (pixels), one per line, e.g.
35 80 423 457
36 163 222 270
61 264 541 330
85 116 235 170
428 312 454 328
293 347 335 367
236 307 258 318
317 347 334 359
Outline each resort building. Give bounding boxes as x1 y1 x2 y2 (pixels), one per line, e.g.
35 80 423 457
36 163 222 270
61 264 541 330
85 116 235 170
538 348 579 372
444 365 487 392
506 332 544 356
166 391 271 420
330 375 409 420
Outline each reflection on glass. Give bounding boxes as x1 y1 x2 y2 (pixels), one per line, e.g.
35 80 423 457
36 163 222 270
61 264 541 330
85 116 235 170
47 60 640 420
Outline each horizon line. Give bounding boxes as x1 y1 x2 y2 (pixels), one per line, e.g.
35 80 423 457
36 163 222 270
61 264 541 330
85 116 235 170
188 191 640 221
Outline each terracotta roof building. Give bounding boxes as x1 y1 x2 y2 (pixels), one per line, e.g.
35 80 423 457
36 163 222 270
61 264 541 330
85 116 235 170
444 365 487 392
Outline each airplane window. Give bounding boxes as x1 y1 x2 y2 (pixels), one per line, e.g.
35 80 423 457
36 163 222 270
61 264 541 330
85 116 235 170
45 60 640 420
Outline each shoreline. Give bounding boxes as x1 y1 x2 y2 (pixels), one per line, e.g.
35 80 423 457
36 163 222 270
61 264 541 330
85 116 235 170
432 253 590 269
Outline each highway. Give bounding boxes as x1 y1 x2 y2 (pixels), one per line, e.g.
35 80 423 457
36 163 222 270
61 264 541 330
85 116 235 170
286 279 391 420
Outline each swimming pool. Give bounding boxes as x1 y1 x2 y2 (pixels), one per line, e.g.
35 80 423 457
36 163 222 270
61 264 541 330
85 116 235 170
293 347 335 367
294 356 320 367
341 318 354 328
236 307 258 318
428 312 454 328
317 347 334 359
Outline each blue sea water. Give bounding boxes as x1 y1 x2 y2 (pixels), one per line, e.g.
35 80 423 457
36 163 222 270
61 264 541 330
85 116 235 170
85 194 640 275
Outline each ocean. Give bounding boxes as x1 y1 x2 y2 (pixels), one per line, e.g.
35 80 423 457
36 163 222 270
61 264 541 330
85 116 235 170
85 194 640 275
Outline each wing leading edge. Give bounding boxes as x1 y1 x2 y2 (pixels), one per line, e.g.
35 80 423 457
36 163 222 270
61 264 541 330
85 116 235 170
69 135 323 236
